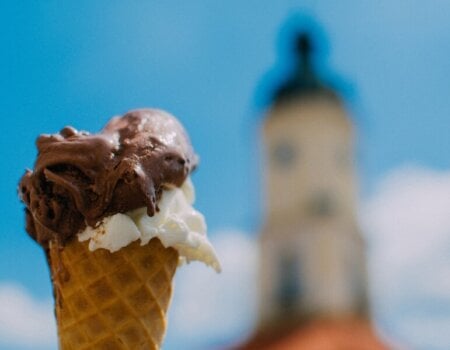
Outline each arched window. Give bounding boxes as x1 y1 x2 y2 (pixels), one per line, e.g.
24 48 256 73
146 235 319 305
275 253 301 313
272 141 296 168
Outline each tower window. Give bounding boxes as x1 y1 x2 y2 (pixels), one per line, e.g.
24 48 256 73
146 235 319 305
308 190 336 217
272 141 296 168
275 253 301 313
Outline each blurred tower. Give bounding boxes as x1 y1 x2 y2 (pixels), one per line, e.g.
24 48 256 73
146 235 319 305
257 33 369 335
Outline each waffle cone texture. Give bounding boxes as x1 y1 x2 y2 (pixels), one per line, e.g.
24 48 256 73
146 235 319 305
48 237 179 350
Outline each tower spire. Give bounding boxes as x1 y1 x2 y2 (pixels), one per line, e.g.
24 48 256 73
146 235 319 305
295 32 314 85
273 32 337 104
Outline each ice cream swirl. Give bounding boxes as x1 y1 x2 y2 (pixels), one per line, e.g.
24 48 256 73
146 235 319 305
19 109 198 248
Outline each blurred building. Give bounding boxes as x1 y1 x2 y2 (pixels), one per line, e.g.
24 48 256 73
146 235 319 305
236 31 387 350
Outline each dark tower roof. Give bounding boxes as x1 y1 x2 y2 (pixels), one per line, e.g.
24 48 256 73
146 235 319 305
272 32 339 105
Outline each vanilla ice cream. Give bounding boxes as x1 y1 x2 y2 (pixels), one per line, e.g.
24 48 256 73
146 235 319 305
78 178 221 272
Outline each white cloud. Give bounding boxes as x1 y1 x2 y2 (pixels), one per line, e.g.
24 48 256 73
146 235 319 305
0 283 56 348
165 229 258 350
362 165 450 349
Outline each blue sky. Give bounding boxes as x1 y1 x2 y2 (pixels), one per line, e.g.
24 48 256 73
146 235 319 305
1 1 450 349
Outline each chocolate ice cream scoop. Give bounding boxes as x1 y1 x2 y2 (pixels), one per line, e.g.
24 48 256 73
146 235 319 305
19 109 198 248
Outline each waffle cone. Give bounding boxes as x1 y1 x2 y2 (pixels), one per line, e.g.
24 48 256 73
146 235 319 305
48 237 179 350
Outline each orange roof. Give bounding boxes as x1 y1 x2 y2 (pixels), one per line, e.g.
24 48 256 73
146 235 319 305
234 320 389 350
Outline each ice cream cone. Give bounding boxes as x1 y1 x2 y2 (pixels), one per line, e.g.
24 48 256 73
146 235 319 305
19 109 221 349
48 237 178 350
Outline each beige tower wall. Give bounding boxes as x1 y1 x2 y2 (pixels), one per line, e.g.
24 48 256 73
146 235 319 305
258 96 369 332
262 97 357 225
